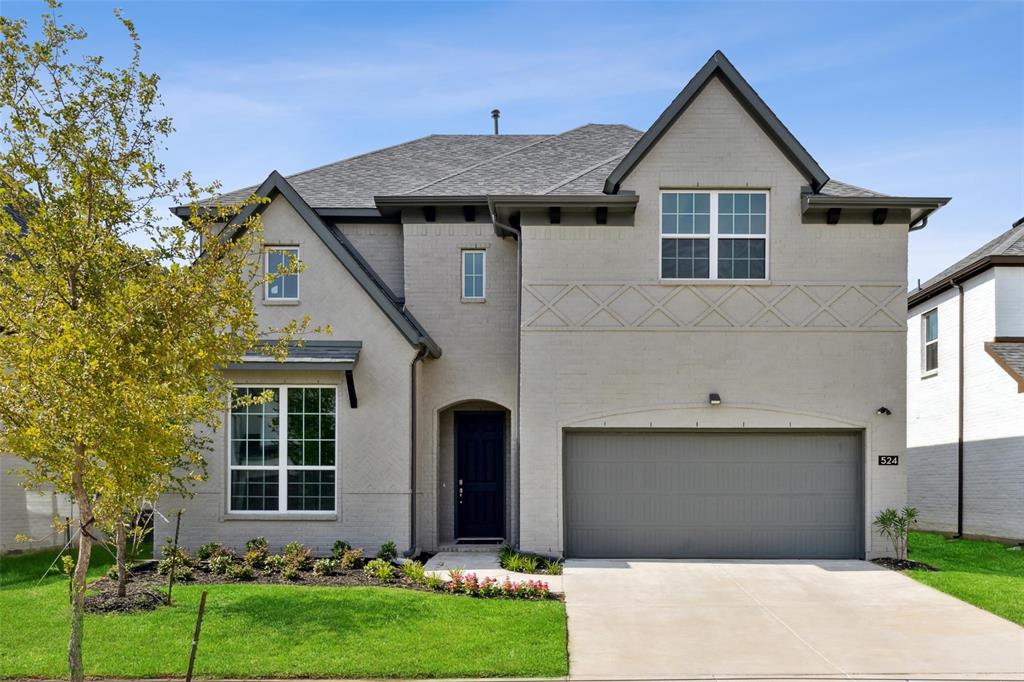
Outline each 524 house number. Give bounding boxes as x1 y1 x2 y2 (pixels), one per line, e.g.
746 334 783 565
878 455 899 466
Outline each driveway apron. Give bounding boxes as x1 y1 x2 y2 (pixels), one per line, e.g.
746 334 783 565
563 559 1024 680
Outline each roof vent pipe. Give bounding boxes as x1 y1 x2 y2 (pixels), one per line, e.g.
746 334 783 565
491 109 500 135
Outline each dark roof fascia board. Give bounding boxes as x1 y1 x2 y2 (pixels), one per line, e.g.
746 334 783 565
488 194 639 207
228 360 355 371
804 195 951 210
316 207 384 219
604 50 830 195
374 195 490 207
803 194 950 229
231 172 441 358
908 255 1024 309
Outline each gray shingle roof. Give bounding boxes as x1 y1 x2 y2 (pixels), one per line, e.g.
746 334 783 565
230 340 362 371
986 341 1024 392
208 124 881 210
207 122 880 206
818 180 887 198
213 134 550 208
403 124 643 196
915 218 1024 294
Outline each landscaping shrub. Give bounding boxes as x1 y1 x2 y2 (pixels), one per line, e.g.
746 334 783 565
873 506 919 561
338 547 364 570
401 560 426 583
264 554 288 573
498 546 562 575
245 537 269 552
282 541 314 570
425 573 445 590
160 539 195 566
156 542 195 577
106 560 140 579
208 554 234 575
282 565 301 581
446 571 550 600
196 542 222 561
244 547 268 568
377 541 398 562
364 558 396 582
313 558 336 576
156 558 194 581
226 563 254 581
331 540 351 559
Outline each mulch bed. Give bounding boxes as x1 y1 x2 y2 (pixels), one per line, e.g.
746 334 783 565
85 561 432 614
871 557 938 572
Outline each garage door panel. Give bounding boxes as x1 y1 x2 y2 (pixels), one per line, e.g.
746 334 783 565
564 431 863 559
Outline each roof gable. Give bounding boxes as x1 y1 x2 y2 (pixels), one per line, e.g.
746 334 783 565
909 217 1024 309
229 171 441 357
604 50 830 194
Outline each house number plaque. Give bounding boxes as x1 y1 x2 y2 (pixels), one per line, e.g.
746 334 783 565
878 455 899 466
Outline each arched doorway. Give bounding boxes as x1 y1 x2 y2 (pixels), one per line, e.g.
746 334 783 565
436 400 511 546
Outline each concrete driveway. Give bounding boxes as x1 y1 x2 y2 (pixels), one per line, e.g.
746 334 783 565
564 559 1024 681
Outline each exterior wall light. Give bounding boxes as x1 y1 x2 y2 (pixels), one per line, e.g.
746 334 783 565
876 406 892 416
709 393 722 406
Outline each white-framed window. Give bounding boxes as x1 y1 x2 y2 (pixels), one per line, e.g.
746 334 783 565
229 385 336 513
660 191 769 280
462 250 485 299
922 309 939 374
265 247 300 301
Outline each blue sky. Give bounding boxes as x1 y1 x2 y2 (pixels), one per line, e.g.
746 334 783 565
7 0 1023 286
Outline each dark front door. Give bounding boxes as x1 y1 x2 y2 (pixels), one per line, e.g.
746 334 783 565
455 411 505 539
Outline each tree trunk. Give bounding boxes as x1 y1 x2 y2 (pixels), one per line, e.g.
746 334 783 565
68 446 92 682
115 517 127 598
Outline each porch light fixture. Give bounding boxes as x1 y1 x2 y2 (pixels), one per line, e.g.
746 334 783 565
876 406 892 416
709 393 722 406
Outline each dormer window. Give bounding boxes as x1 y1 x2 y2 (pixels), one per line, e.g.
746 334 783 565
661 191 768 280
266 247 299 301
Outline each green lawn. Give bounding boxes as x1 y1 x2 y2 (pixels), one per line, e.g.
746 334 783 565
906 531 1024 626
0 548 568 679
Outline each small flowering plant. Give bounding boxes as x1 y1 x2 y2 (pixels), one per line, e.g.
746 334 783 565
443 570 552 600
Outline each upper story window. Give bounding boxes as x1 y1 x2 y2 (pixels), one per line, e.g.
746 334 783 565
266 247 299 301
462 250 485 300
922 309 939 374
661 191 768 280
229 386 336 513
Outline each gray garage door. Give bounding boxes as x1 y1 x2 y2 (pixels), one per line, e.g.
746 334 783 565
564 431 863 559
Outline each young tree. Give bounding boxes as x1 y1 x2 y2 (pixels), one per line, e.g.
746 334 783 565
0 5 316 680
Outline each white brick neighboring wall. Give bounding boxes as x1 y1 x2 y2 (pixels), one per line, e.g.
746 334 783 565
518 76 909 559
907 267 1024 541
0 456 75 552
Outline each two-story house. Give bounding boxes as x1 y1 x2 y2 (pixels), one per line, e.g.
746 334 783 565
158 51 948 560
907 218 1024 542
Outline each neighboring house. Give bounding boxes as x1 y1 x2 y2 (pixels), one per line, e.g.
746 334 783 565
1 207 77 554
1 457 75 553
907 217 1024 542
157 51 948 560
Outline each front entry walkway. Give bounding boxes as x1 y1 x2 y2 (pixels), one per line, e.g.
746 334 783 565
564 559 1024 680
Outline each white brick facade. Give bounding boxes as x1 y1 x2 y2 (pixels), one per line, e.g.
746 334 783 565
907 267 1024 541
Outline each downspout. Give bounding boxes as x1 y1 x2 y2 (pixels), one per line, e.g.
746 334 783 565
953 280 965 538
406 345 429 557
489 199 523 548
